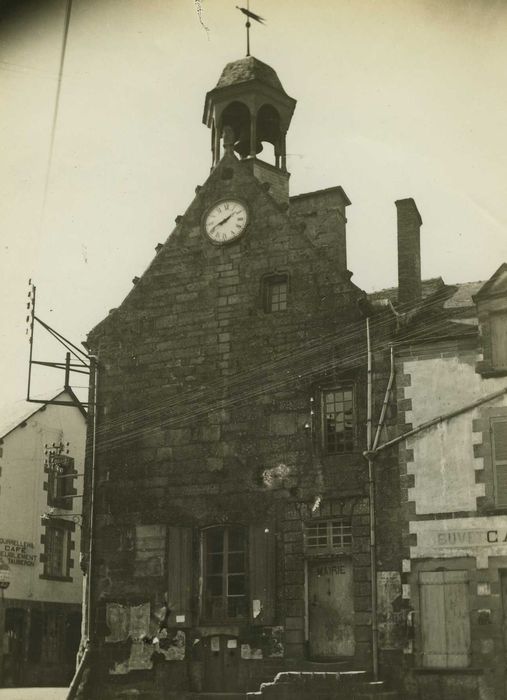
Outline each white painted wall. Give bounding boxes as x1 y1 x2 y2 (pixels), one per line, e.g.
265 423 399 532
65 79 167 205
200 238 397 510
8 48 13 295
0 393 85 603
403 355 507 514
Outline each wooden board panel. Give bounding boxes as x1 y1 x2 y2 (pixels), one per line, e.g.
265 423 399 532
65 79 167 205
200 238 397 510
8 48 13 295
308 557 354 658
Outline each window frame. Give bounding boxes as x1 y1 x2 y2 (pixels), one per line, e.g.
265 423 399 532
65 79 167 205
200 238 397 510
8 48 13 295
201 525 248 624
491 417 507 507
263 273 289 314
42 523 70 579
490 310 507 370
48 454 75 510
304 518 353 556
321 385 356 455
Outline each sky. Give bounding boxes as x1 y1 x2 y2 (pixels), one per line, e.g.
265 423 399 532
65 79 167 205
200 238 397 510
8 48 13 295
1 0 506 411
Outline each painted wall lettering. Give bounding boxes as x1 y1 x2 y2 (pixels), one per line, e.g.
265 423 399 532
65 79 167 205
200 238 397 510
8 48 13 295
0 537 36 566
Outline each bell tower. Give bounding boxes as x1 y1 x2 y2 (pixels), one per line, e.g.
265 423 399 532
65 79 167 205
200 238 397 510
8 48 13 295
203 56 296 172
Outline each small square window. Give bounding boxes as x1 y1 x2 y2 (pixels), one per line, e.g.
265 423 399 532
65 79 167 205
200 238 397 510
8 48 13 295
263 275 288 313
305 519 352 554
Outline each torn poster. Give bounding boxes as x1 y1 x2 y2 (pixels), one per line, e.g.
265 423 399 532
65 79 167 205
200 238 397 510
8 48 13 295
129 602 150 640
105 603 129 643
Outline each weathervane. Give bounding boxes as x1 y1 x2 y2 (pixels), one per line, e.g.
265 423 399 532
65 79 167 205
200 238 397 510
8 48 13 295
236 1 265 57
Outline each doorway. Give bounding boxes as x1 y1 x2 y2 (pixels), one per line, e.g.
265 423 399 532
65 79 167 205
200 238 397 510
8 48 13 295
202 634 241 692
308 557 355 658
500 570 507 697
3 608 26 687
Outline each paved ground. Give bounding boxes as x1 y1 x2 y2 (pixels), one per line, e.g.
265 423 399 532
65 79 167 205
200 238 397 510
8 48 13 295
0 689 67 699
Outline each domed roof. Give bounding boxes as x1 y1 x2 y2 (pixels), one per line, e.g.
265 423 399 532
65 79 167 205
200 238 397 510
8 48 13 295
216 56 285 92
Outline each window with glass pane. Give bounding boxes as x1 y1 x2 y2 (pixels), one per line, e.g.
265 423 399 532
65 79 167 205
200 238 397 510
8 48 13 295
323 387 354 453
264 275 288 313
44 526 67 578
48 455 74 510
204 526 247 621
305 520 352 553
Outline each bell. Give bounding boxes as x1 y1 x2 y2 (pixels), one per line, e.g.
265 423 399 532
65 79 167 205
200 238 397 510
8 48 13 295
233 125 263 158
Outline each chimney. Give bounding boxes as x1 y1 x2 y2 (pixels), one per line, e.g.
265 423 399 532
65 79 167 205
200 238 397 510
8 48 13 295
395 198 422 307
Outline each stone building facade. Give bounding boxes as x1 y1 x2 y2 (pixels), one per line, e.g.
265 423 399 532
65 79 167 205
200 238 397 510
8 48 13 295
81 56 406 698
0 389 85 688
371 254 507 699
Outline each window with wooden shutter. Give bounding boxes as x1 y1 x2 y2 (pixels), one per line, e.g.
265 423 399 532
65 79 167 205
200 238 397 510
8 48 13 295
202 526 248 622
167 526 193 627
249 524 276 625
492 419 507 507
135 524 166 577
491 312 507 369
419 570 470 668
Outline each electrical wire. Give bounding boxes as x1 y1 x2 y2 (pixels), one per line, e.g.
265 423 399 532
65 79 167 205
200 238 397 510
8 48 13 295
83 288 479 455
39 0 73 231
93 287 469 437
90 295 471 446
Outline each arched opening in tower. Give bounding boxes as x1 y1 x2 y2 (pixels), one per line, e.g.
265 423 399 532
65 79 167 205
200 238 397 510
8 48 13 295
220 101 257 159
257 104 281 167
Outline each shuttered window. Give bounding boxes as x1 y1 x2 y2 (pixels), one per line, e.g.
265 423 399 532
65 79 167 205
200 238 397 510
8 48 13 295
491 312 507 369
203 526 248 622
135 524 166 577
165 524 276 627
492 419 507 507
419 570 470 668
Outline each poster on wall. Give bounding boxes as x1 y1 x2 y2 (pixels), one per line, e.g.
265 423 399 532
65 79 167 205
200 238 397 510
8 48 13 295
377 571 406 649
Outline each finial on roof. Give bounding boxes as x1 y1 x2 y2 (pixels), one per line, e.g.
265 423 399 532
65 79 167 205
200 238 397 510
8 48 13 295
236 2 265 56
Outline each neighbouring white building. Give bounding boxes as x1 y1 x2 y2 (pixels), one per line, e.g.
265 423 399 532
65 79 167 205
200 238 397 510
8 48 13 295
0 388 86 688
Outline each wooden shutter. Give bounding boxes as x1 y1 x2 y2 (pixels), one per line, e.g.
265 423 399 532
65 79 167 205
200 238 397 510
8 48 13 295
492 419 507 506
419 570 470 668
491 313 507 368
167 526 193 627
249 524 276 625
135 524 166 577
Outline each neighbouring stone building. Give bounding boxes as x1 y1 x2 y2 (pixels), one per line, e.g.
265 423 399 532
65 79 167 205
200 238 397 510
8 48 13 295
81 55 407 699
0 388 85 688
371 252 507 699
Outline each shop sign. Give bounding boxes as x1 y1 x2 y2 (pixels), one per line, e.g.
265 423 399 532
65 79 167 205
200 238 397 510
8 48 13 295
433 529 507 547
0 537 36 566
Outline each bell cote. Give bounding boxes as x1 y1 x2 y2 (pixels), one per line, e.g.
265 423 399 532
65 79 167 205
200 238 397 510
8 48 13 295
203 56 296 172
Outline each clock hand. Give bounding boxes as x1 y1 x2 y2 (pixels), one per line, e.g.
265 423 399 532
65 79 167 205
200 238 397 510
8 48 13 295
210 213 233 233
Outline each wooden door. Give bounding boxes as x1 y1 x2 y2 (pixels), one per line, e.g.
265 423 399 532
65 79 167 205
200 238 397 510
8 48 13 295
202 634 240 692
308 558 355 658
419 570 470 668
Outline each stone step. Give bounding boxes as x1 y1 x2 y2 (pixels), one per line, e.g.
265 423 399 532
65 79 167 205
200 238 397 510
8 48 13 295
164 695 244 699
246 671 397 700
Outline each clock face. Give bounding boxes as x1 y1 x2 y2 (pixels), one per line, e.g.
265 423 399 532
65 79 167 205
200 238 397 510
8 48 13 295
204 199 249 244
